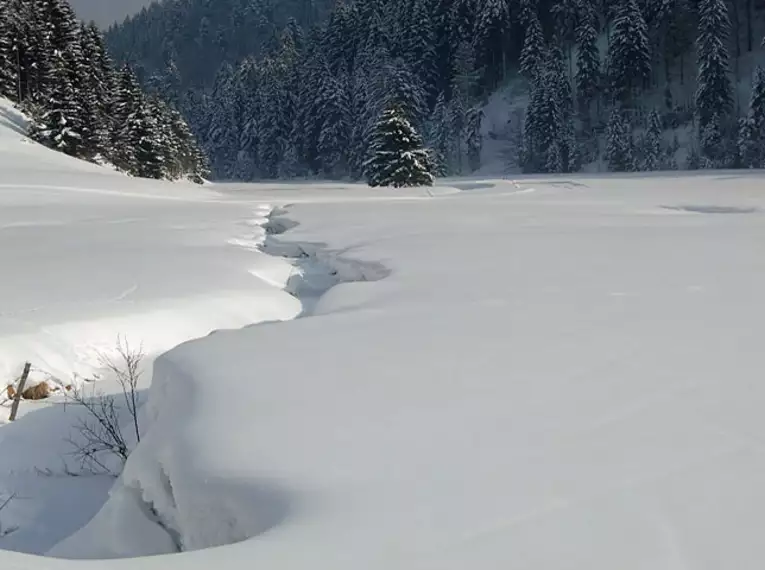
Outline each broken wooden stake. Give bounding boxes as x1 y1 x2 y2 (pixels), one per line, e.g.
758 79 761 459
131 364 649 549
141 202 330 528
9 362 31 422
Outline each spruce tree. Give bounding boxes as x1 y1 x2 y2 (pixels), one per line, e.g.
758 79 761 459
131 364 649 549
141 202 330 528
464 106 483 172
520 11 545 82
575 6 600 119
316 67 351 177
0 1 16 100
111 65 145 173
401 0 438 104
699 113 727 168
607 0 650 106
29 57 81 156
695 0 732 128
605 108 633 171
426 92 452 175
739 66 765 168
473 0 510 91
642 109 662 171
521 54 577 174
364 105 434 187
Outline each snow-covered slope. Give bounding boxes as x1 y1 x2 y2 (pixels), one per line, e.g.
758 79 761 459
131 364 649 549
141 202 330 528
4 93 765 569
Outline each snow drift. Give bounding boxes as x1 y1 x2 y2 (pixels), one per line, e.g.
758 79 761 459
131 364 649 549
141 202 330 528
46 172 765 570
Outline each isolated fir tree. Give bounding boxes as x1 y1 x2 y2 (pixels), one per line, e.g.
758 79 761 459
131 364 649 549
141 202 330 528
364 105 435 187
739 66 765 168
695 0 732 128
520 11 545 82
607 0 650 106
605 108 633 171
642 109 663 170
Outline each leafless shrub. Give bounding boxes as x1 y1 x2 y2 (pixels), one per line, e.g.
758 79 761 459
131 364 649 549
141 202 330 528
66 338 144 476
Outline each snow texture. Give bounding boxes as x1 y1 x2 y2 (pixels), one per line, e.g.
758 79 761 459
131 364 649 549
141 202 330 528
4 96 765 569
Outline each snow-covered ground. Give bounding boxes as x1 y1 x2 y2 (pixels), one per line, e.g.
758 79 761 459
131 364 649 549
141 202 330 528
4 95 765 568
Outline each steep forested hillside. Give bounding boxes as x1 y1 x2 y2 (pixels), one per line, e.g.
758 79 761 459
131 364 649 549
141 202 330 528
0 0 208 182
105 0 336 88
107 0 765 180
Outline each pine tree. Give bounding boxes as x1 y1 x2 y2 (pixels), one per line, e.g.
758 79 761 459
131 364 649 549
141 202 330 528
29 59 81 155
739 66 765 168
607 0 650 106
111 65 146 173
642 109 662 170
575 5 600 119
520 11 545 82
521 53 578 174
551 0 581 72
316 66 351 177
364 105 434 187
605 108 633 171
699 112 730 168
464 105 483 172
77 23 112 161
206 63 238 177
426 92 452 174
401 0 438 104
695 0 732 128
0 0 16 100
473 0 510 91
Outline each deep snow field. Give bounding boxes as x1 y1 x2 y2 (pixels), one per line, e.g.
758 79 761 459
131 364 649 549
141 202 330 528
2 97 765 569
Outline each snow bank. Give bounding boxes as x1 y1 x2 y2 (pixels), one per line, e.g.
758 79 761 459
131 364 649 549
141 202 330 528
44 171 765 570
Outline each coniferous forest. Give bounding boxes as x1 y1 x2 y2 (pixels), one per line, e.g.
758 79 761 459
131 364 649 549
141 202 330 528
0 0 208 182
6 0 765 182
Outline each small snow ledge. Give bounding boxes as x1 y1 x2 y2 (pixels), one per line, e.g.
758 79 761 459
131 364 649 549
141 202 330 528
49 351 293 557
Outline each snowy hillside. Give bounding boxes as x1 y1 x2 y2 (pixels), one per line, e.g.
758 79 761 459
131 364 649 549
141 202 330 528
5 94 765 569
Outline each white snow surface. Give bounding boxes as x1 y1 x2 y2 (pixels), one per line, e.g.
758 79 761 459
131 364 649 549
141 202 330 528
3 95 765 568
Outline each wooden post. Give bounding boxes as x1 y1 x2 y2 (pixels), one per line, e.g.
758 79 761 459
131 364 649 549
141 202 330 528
9 362 31 422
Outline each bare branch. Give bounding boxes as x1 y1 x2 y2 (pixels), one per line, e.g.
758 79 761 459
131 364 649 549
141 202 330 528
64 338 144 477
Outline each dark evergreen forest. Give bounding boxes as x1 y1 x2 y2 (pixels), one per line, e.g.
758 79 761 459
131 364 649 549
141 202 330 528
0 0 208 182
5 0 765 181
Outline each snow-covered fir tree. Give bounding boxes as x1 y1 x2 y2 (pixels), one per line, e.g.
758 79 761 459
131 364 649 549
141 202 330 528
575 3 600 120
739 66 765 168
464 106 483 172
91 0 765 180
520 11 545 82
607 0 650 106
364 105 435 187
605 108 633 171
641 109 663 171
695 0 732 165
0 1 15 100
522 47 578 174
0 0 207 182
426 92 453 175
